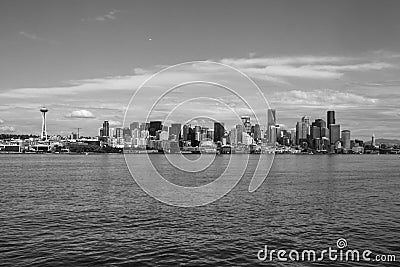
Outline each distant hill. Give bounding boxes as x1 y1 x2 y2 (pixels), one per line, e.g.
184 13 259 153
365 138 400 145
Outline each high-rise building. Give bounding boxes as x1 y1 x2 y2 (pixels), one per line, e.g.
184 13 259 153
149 121 162 136
269 125 277 146
169 123 181 141
327 111 335 128
253 124 261 141
115 128 123 139
341 130 351 150
229 128 238 144
194 125 201 141
235 124 243 144
182 125 189 141
102 121 110 137
329 124 341 145
241 116 251 134
268 109 276 126
296 117 309 145
214 122 225 143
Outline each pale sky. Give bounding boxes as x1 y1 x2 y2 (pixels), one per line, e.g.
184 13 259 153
0 0 399 140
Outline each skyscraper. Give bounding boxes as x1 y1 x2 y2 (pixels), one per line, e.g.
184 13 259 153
214 122 225 143
235 124 243 144
341 130 351 150
241 116 251 134
253 124 261 141
169 123 182 141
149 121 162 137
327 111 335 128
267 109 276 126
102 120 110 137
329 124 341 146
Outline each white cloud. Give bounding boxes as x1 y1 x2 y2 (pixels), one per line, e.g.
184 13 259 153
108 120 122 127
0 119 4 124
272 89 378 107
0 126 15 133
19 31 56 44
218 55 395 82
66 110 95 118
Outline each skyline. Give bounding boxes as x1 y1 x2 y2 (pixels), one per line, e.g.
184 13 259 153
1 0 400 139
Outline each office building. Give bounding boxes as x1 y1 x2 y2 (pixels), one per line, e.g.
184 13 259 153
341 130 351 150
327 111 335 128
149 121 162 137
330 124 341 146
241 116 251 134
214 122 225 143
102 121 110 137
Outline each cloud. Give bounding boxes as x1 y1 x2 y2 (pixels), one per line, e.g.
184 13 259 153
66 110 95 118
108 120 122 127
83 10 120 22
271 89 378 107
0 126 15 133
19 31 56 44
218 55 395 82
0 119 4 124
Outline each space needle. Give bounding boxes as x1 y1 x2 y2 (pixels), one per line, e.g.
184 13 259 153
40 107 48 140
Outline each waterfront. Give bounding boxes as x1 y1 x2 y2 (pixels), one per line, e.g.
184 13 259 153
0 154 399 266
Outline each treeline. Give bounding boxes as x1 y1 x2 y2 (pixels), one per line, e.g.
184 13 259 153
0 134 39 140
68 143 123 153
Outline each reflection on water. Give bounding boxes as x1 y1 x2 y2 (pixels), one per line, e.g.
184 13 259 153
0 154 399 266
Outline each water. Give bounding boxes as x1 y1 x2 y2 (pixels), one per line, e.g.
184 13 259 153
0 154 399 266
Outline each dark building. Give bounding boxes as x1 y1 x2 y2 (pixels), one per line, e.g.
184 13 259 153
102 121 110 137
123 127 131 137
182 125 189 141
327 111 335 128
214 122 225 143
253 124 261 141
149 121 162 137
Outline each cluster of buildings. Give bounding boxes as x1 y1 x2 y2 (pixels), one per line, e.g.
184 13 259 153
1 107 399 154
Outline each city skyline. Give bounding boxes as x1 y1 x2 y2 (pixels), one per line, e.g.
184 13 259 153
1 0 400 140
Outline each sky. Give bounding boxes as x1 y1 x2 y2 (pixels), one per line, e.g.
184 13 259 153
0 0 399 140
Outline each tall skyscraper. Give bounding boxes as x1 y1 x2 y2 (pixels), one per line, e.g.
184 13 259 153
327 111 335 128
241 116 251 134
329 124 341 146
341 130 351 149
169 123 181 141
182 124 189 141
267 109 276 126
40 107 48 140
213 122 225 143
235 124 243 144
296 116 309 145
149 121 162 137
102 120 110 137
253 124 261 141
